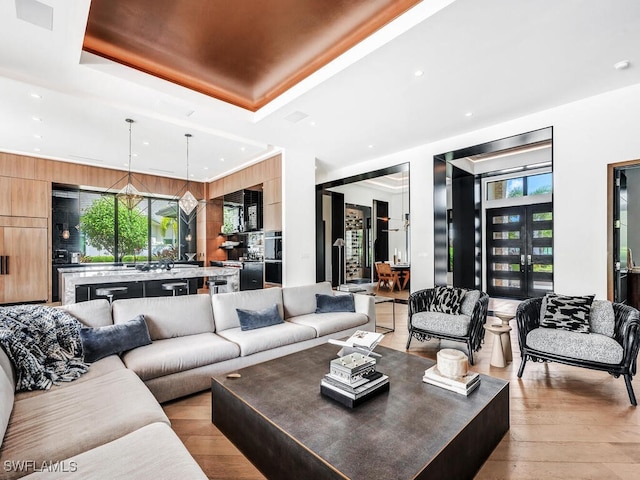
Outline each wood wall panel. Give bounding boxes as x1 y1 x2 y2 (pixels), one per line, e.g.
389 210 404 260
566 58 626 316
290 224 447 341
10 179 49 218
0 217 48 228
0 177 11 216
0 153 35 179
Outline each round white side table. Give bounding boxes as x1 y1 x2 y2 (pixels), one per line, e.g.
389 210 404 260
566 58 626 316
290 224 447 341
484 323 512 367
494 312 515 364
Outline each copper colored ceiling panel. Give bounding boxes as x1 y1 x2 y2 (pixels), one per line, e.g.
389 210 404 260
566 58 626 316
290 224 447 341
83 0 421 111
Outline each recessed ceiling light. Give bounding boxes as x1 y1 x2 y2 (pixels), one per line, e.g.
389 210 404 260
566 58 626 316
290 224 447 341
614 60 631 70
465 112 473 117
310 121 316 127
368 145 374 149
30 93 41 99
220 158 225 162
31 116 42 122
142 141 150 146
132 153 138 157
203 166 209 170
33 147 40 152
240 146 246 152
414 70 424 77
33 134 42 139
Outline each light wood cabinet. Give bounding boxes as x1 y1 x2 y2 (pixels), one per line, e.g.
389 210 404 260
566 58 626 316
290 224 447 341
0 177 49 218
0 225 48 304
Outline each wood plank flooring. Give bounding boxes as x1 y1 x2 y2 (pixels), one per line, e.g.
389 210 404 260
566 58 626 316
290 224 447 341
163 298 640 479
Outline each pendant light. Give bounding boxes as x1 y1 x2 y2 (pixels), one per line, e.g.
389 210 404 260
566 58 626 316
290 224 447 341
116 118 144 210
178 133 199 216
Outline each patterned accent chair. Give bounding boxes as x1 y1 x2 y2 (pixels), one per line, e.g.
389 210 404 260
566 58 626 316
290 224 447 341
406 287 489 365
517 296 640 406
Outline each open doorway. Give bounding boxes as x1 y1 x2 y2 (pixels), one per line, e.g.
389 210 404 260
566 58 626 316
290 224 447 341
434 127 554 299
609 161 640 306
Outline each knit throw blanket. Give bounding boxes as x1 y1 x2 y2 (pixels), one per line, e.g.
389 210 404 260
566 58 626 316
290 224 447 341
0 305 89 391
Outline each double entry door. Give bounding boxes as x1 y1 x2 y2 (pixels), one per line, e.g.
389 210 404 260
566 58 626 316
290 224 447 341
486 203 553 299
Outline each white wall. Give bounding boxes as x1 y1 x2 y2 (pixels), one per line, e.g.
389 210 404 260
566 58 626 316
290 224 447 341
281 149 316 286
307 83 640 298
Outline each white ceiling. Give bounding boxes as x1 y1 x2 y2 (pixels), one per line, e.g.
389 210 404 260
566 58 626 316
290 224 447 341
1 0 639 184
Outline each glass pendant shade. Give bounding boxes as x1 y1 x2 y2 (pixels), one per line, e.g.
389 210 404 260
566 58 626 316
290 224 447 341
117 181 144 210
179 190 198 215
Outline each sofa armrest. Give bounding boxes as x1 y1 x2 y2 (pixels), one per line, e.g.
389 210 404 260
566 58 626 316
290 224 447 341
516 297 543 350
613 302 640 373
408 289 436 330
353 293 376 327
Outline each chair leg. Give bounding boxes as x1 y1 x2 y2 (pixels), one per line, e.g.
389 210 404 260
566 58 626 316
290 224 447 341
406 329 413 350
624 374 637 406
467 340 474 366
517 357 528 378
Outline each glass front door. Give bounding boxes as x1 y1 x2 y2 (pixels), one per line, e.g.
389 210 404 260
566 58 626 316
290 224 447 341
486 203 553 298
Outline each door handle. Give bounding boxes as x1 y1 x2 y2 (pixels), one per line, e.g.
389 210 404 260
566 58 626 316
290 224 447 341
527 254 532 266
0 255 7 275
520 255 525 266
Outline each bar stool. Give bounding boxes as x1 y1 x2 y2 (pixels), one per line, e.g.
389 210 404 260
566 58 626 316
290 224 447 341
95 286 129 304
207 278 227 296
162 281 189 296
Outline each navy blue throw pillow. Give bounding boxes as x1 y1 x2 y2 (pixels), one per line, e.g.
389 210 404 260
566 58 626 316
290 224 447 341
315 293 355 313
236 304 283 331
79 314 151 363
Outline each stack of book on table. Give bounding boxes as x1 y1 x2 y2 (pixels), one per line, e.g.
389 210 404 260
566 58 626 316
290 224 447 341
320 352 389 408
422 365 480 396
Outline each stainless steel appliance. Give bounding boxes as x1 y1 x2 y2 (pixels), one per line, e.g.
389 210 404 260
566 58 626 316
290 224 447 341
70 252 81 263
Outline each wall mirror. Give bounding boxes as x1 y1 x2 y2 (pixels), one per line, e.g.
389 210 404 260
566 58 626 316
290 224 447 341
315 163 410 290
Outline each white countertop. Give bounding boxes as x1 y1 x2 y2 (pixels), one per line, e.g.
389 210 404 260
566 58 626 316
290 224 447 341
59 266 239 305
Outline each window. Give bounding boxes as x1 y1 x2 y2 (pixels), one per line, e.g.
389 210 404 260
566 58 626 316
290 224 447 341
486 172 552 201
77 190 192 263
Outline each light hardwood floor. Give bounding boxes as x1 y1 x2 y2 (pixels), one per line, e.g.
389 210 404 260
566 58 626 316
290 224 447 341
163 299 640 480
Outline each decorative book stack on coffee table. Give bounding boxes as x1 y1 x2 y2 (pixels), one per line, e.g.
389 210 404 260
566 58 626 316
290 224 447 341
320 352 389 407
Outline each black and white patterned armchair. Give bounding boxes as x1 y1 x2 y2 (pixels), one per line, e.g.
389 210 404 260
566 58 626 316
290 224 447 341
406 287 489 365
517 295 640 406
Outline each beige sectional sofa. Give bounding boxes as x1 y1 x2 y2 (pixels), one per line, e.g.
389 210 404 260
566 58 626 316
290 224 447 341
0 282 375 479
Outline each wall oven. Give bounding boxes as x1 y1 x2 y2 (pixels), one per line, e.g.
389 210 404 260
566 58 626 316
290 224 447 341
264 231 282 284
264 231 282 261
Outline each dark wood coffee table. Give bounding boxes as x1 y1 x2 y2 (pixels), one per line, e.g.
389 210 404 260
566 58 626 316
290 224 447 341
211 344 508 480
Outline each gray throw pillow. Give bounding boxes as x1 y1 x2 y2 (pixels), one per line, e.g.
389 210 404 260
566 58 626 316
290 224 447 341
315 293 355 313
79 314 151 363
540 293 595 334
236 304 284 331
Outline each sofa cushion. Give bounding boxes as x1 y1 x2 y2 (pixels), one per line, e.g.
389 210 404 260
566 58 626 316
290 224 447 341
14 355 126 401
121 333 240 381
0 347 15 445
590 300 615 338
237 304 284 331
315 293 355 313
540 293 595 333
60 299 112 328
289 311 369 337
112 294 215 340
1 369 168 480
22 422 207 480
429 286 464 314
411 311 471 337
526 327 623 364
79 314 152 363
282 282 333 318
217 322 316 357
460 290 481 316
212 287 284 332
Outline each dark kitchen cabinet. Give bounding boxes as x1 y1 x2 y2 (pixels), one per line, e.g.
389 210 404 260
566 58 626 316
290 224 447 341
241 262 264 290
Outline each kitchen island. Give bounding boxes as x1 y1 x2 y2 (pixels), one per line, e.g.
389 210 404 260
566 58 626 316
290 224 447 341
58 265 239 305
